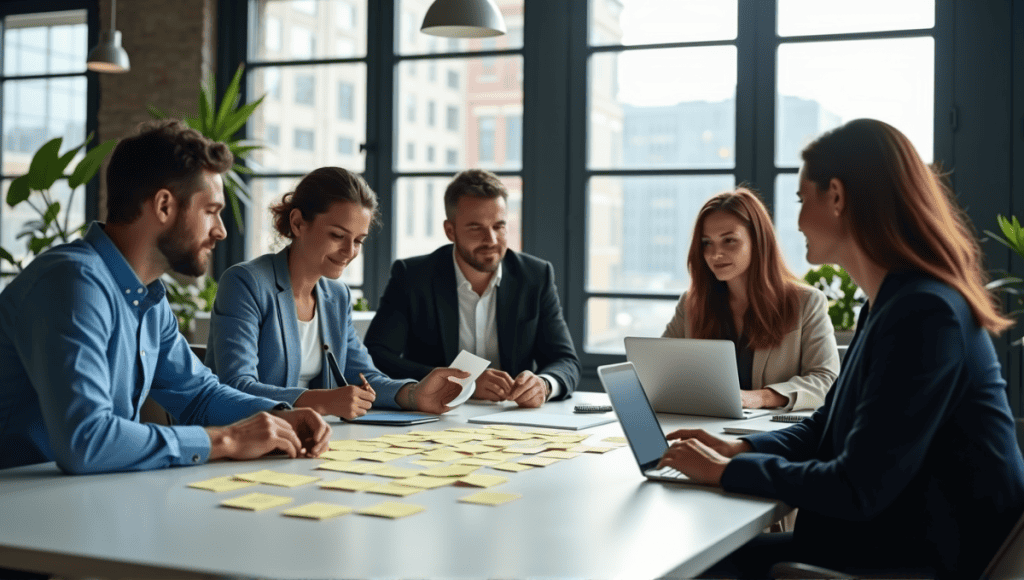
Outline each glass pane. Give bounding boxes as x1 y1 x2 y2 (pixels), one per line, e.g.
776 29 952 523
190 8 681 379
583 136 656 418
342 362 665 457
246 176 365 287
778 0 934 37
589 47 736 170
589 0 737 46
774 173 812 280
587 175 733 294
586 298 679 354
395 0 524 55
251 0 367 60
248 64 367 174
395 56 522 173
3 77 88 175
0 178 85 265
3 11 87 76
776 37 934 167
393 176 522 261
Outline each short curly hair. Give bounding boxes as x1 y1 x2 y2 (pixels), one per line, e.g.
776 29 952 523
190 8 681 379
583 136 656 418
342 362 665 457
443 169 508 220
105 119 233 224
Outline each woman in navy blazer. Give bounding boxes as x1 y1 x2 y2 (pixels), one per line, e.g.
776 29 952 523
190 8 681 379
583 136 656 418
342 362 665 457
658 119 1024 579
206 167 467 417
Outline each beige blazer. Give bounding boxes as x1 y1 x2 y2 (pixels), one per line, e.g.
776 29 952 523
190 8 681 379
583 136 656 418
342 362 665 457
662 284 840 411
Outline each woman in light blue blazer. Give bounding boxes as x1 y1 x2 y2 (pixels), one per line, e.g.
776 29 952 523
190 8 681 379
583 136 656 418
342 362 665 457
206 167 467 418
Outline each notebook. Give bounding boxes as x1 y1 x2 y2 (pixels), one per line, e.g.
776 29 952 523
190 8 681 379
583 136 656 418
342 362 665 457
596 362 695 484
624 337 770 420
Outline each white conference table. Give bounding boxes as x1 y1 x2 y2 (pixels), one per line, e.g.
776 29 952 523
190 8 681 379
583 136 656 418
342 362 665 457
0 392 791 580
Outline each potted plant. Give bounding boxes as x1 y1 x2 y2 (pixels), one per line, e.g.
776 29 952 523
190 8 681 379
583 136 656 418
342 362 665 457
985 215 1024 347
0 135 118 275
803 264 867 345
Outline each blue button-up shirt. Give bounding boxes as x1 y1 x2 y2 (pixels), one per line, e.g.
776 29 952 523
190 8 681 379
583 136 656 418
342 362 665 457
0 223 280 473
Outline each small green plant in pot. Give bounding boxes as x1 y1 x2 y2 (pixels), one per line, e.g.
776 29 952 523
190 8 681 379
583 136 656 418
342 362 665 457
163 274 218 337
803 264 867 332
984 215 1024 346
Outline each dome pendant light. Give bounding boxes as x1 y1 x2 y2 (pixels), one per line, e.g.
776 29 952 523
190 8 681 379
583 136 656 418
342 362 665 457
87 0 130 73
420 0 507 38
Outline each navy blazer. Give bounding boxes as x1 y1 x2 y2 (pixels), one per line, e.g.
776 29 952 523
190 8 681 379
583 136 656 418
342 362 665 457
205 249 407 409
363 245 581 398
721 270 1024 579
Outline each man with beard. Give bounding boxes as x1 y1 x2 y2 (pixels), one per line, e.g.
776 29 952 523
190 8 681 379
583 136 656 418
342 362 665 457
364 169 580 407
0 120 331 473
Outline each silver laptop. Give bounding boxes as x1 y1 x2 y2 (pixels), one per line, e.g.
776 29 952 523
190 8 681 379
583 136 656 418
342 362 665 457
597 362 694 484
624 336 770 419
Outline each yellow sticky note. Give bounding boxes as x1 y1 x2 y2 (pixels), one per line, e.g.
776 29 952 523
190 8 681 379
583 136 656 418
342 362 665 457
420 449 466 462
317 461 360 472
330 462 386 475
449 443 494 454
455 457 501 466
233 470 320 488
366 483 423 496
282 502 353 520
491 462 533 472
319 478 377 492
518 456 560 467
393 475 454 489
459 492 521 506
360 451 407 463
357 501 426 519
411 459 445 467
387 441 429 449
539 450 579 460
506 447 546 455
320 450 364 462
373 465 422 479
328 440 360 450
456 473 508 488
221 492 293 511
422 464 479 477
477 451 523 461
603 436 628 444
188 476 258 493
581 445 616 454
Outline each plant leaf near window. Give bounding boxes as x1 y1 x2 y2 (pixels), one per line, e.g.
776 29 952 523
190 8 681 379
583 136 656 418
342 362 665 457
803 264 867 331
984 214 1024 346
0 134 119 275
148 64 266 233
163 274 217 335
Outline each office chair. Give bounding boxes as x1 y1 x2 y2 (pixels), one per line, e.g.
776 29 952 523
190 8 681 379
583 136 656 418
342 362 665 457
138 344 208 426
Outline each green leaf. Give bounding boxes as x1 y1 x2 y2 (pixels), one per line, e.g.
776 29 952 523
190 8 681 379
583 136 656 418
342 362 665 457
198 82 213 135
6 175 32 207
147 104 167 119
29 235 58 255
219 95 266 141
43 201 61 226
68 139 119 189
26 138 64 191
214 65 245 135
223 169 252 205
0 246 17 266
230 144 263 158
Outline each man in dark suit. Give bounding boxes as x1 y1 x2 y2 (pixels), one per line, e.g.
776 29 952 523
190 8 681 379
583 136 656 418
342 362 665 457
364 169 580 408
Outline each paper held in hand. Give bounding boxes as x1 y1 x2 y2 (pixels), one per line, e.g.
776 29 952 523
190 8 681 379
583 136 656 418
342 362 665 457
447 350 491 407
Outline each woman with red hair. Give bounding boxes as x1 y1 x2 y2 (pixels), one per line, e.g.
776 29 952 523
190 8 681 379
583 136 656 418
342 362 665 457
662 187 839 411
659 119 1024 579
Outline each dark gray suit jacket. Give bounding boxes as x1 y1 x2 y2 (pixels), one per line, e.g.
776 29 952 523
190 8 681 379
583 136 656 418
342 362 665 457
363 245 580 398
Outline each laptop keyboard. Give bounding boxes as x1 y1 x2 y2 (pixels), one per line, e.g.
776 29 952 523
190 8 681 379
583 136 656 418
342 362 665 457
646 466 688 480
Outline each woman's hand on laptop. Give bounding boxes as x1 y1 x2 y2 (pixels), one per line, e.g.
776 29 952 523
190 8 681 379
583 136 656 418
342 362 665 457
658 438 731 486
664 428 752 458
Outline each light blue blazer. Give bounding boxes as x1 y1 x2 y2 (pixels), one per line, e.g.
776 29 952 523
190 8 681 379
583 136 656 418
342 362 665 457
205 248 406 409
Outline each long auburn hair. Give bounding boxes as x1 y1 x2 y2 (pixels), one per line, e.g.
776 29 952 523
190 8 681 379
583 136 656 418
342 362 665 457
802 118 1012 334
685 188 803 349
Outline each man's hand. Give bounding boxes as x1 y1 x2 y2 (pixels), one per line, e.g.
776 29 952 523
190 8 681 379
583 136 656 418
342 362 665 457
294 385 375 420
398 367 471 414
663 428 752 458
472 369 514 401
508 370 548 408
741 388 789 409
657 438 731 486
205 409 331 461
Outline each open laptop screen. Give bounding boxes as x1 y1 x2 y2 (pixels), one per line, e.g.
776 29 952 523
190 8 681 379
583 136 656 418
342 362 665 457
599 363 669 469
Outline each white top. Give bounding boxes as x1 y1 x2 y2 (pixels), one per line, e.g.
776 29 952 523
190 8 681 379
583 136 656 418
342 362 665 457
452 250 561 399
296 308 322 390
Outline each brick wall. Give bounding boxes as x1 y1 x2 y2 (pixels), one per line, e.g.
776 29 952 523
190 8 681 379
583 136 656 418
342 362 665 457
95 0 217 219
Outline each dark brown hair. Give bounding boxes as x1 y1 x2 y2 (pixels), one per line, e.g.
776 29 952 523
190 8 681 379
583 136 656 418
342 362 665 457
105 119 233 224
685 187 803 349
801 118 1012 334
443 168 508 220
270 167 380 239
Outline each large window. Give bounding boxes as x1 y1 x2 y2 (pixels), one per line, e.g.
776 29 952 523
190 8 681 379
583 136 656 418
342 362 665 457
0 8 90 287
246 0 368 291
392 0 524 260
579 0 936 355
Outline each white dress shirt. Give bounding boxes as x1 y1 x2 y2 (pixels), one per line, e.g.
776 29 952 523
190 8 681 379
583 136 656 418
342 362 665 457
296 308 322 390
452 250 561 400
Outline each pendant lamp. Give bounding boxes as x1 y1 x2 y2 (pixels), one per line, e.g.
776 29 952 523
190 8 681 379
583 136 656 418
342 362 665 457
87 0 130 73
420 0 507 38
